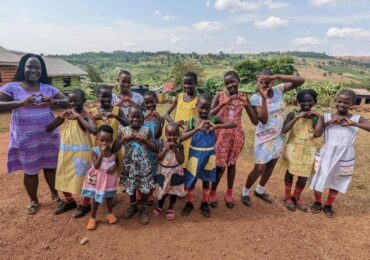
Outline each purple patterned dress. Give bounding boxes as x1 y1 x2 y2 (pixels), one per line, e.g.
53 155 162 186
0 82 60 175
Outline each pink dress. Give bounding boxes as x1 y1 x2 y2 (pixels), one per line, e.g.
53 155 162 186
81 147 117 203
215 91 245 167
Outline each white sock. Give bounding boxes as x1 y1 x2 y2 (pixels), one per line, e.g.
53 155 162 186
255 184 265 194
242 186 250 197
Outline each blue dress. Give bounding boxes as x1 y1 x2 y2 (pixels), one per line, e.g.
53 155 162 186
143 119 160 174
184 117 217 189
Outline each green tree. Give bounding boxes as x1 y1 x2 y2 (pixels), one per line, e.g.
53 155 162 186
85 65 104 83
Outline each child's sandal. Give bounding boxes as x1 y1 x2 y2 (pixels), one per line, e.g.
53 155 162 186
200 202 211 218
152 207 162 216
208 200 218 209
122 202 138 219
225 196 234 209
310 202 323 214
291 197 307 212
181 202 194 217
107 214 117 224
166 209 175 221
323 205 335 218
284 198 296 211
87 218 97 230
25 201 39 215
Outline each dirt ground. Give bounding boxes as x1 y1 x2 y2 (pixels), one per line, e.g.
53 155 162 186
296 65 353 83
0 108 370 260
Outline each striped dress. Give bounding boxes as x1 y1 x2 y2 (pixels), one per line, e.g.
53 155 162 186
0 82 60 175
310 113 360 193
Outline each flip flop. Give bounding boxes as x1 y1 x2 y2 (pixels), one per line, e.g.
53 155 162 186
25 201 39 215
166 209 175 221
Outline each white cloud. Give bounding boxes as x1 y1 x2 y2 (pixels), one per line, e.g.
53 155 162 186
309 0 341 6
206 0 212 8
291 36 323 46
214 0 288 12
236 36 247 45
254 16 289 29
154 10 161 17
170 37 181 44
193 21 223 31
326 27 370 40
162 15 176 21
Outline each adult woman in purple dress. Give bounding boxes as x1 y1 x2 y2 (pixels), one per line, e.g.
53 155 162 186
0 54 67 214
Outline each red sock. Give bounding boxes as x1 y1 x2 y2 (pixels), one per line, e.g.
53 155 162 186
226 188 233 202
81 197 91 207
293 185 304 199
314 191 322 203
325 189 338 206
63 192 75 204
202 188 210 202
187 189 194 203
209 190 216 202
285 181 292 200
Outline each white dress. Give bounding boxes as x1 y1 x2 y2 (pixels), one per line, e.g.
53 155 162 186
111 92 144 116
310 113 360 193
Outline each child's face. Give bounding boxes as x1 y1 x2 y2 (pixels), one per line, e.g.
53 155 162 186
336 94 353 115
299 94 315 112
165 127 180 143
143 95 157 111
258 76 274 91
196 98 211 119
68 93 85 111
183 76 196 95
98 131 113 147
129 109 143 129
119 74 131 91
98 89 112 109
24 57 41 83
224 75 239 95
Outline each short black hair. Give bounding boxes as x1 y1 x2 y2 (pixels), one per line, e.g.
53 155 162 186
184 72 198 85
96 84 112 95
198 93 212 103
166 122 180 133
13 54 50 84
70 88 86 100
259 69 273 76
338 89 356 104
128 105 143 116
144 90 158 102
297 89 317 103
224 71 240 81
118 70 131 78
98 124 114 136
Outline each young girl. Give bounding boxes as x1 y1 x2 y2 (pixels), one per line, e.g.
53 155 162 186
47 89 97 218
241 70 305 207
209 71 258 208
281 89 323 212
82 125 119 230
310 89 370 217
165 72 198 167
152 122 186 221
181 93 236 218
112 70 143 117
115 106 157 225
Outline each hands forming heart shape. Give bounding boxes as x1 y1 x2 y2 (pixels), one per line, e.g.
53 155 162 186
197 120 216 134
224 94 249 109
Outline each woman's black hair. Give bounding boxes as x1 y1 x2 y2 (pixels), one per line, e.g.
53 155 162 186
198 92 212 103
144 90 158 102
297 89 318 103
224 71 240 81
118 70 131 78
70 88 86 100
338 89 356 104
96 84 112 96
259 69 273 76
13 54 50 84
184 72 198 85
98 124 114 136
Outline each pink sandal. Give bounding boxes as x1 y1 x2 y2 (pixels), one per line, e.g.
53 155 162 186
166 209 175 221
152 207 162 216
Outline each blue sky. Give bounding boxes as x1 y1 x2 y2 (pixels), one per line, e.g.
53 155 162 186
0 0 369 55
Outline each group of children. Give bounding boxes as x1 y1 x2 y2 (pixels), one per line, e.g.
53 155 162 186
43 69 370 230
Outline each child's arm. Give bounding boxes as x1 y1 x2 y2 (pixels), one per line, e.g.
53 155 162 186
72 110 97 135
324 114 340 128
164 95 178 123
107 154 119 175
157 143 169 161
214 117 237 129
134 132 157 152
173 143 185 164
252 89 268 124
209 93 228 116
311 112 324 137
341 116 370 131
243 96 259 126
46 114 65 132
154 114 165 140
282 111 304 134
180 120 205 142
267 74 305 93
92 147 104 169
112 131 130 153
115 109 130 127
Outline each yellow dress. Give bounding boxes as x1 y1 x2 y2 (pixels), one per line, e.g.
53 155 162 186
91 106 123 173
55 118 92 194
174 93 198 167
282 117 316 177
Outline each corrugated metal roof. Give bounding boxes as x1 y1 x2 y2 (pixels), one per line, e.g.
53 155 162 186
351 88 370 96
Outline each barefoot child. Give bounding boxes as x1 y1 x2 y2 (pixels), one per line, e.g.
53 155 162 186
181 93 236 218
310 89 370 217
165 72 199 167
47 89 97 218
153 122 186 221
281 89 323 212
241 70 305 207
82 125 119 230
209 71 258 208
115 106 157 225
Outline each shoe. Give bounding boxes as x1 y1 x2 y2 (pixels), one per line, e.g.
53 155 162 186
87 218 97 230
225 195 234 209
200 202 211 218
54 201 77 215
122 203 138 219
323 205 335 218
310 202 322 214
74 205 91 219
107 214 118 224
241 194 252 207
291 197 307 212
152 207 162 216
283 198 296 211
208 200 218 209
254 190 273 204
166 209 175 221
181 202 194 217
139 207 150 225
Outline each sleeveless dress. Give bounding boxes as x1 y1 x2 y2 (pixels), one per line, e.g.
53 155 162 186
310 113 360 193
0 82 60 175
55 114 93 194
154 142 186 200
282 113 317 178
250 84 285 164
81 147 117 203
185 117 217 189
174 93 198 167
144 118 160 174
112 92 144 117
215 91 245 167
